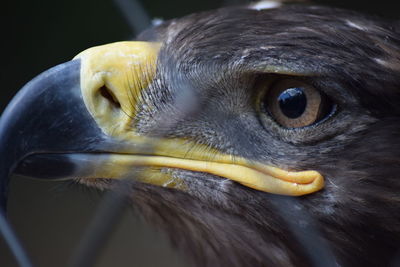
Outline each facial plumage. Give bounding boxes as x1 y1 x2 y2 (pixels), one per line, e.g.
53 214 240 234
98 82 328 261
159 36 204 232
120 5 400 267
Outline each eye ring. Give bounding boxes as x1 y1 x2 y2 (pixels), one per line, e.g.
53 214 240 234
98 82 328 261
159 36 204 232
260 79 334 129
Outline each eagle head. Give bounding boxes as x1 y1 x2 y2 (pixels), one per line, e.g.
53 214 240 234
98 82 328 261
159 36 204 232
1 2 400 267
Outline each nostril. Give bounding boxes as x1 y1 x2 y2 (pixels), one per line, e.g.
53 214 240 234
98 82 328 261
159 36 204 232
99 86 121 108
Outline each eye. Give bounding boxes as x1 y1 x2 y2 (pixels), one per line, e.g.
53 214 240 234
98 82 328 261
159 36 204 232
262 79 334 128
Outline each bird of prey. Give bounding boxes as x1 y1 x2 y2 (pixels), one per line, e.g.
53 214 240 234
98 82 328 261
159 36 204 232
1 1 400 267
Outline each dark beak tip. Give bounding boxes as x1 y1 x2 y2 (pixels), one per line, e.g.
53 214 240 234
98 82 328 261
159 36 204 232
0 60 83 211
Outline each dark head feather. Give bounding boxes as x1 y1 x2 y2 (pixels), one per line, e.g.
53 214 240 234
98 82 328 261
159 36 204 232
86 4 400 267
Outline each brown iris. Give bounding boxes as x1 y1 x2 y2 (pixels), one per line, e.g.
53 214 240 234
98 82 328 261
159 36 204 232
263 79 333 128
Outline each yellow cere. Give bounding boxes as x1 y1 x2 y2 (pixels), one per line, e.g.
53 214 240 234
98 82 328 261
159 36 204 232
74 41 161 137
74 41 324 196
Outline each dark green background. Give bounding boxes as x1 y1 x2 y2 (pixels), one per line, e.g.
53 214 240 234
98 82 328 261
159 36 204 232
1 1 399 266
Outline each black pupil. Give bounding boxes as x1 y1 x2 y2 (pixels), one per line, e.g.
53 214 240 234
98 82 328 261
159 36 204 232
278 87 307 119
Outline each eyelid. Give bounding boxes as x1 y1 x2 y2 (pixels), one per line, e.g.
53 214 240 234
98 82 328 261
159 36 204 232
257 78 335 129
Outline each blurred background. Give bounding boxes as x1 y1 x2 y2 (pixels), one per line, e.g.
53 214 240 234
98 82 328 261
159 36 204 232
1 0 399 266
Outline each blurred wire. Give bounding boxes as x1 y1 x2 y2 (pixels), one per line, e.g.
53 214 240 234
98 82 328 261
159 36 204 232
68 181 131 267
0 210 33 267
390 250 400 267
269 196 339 267
113 0 152 35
